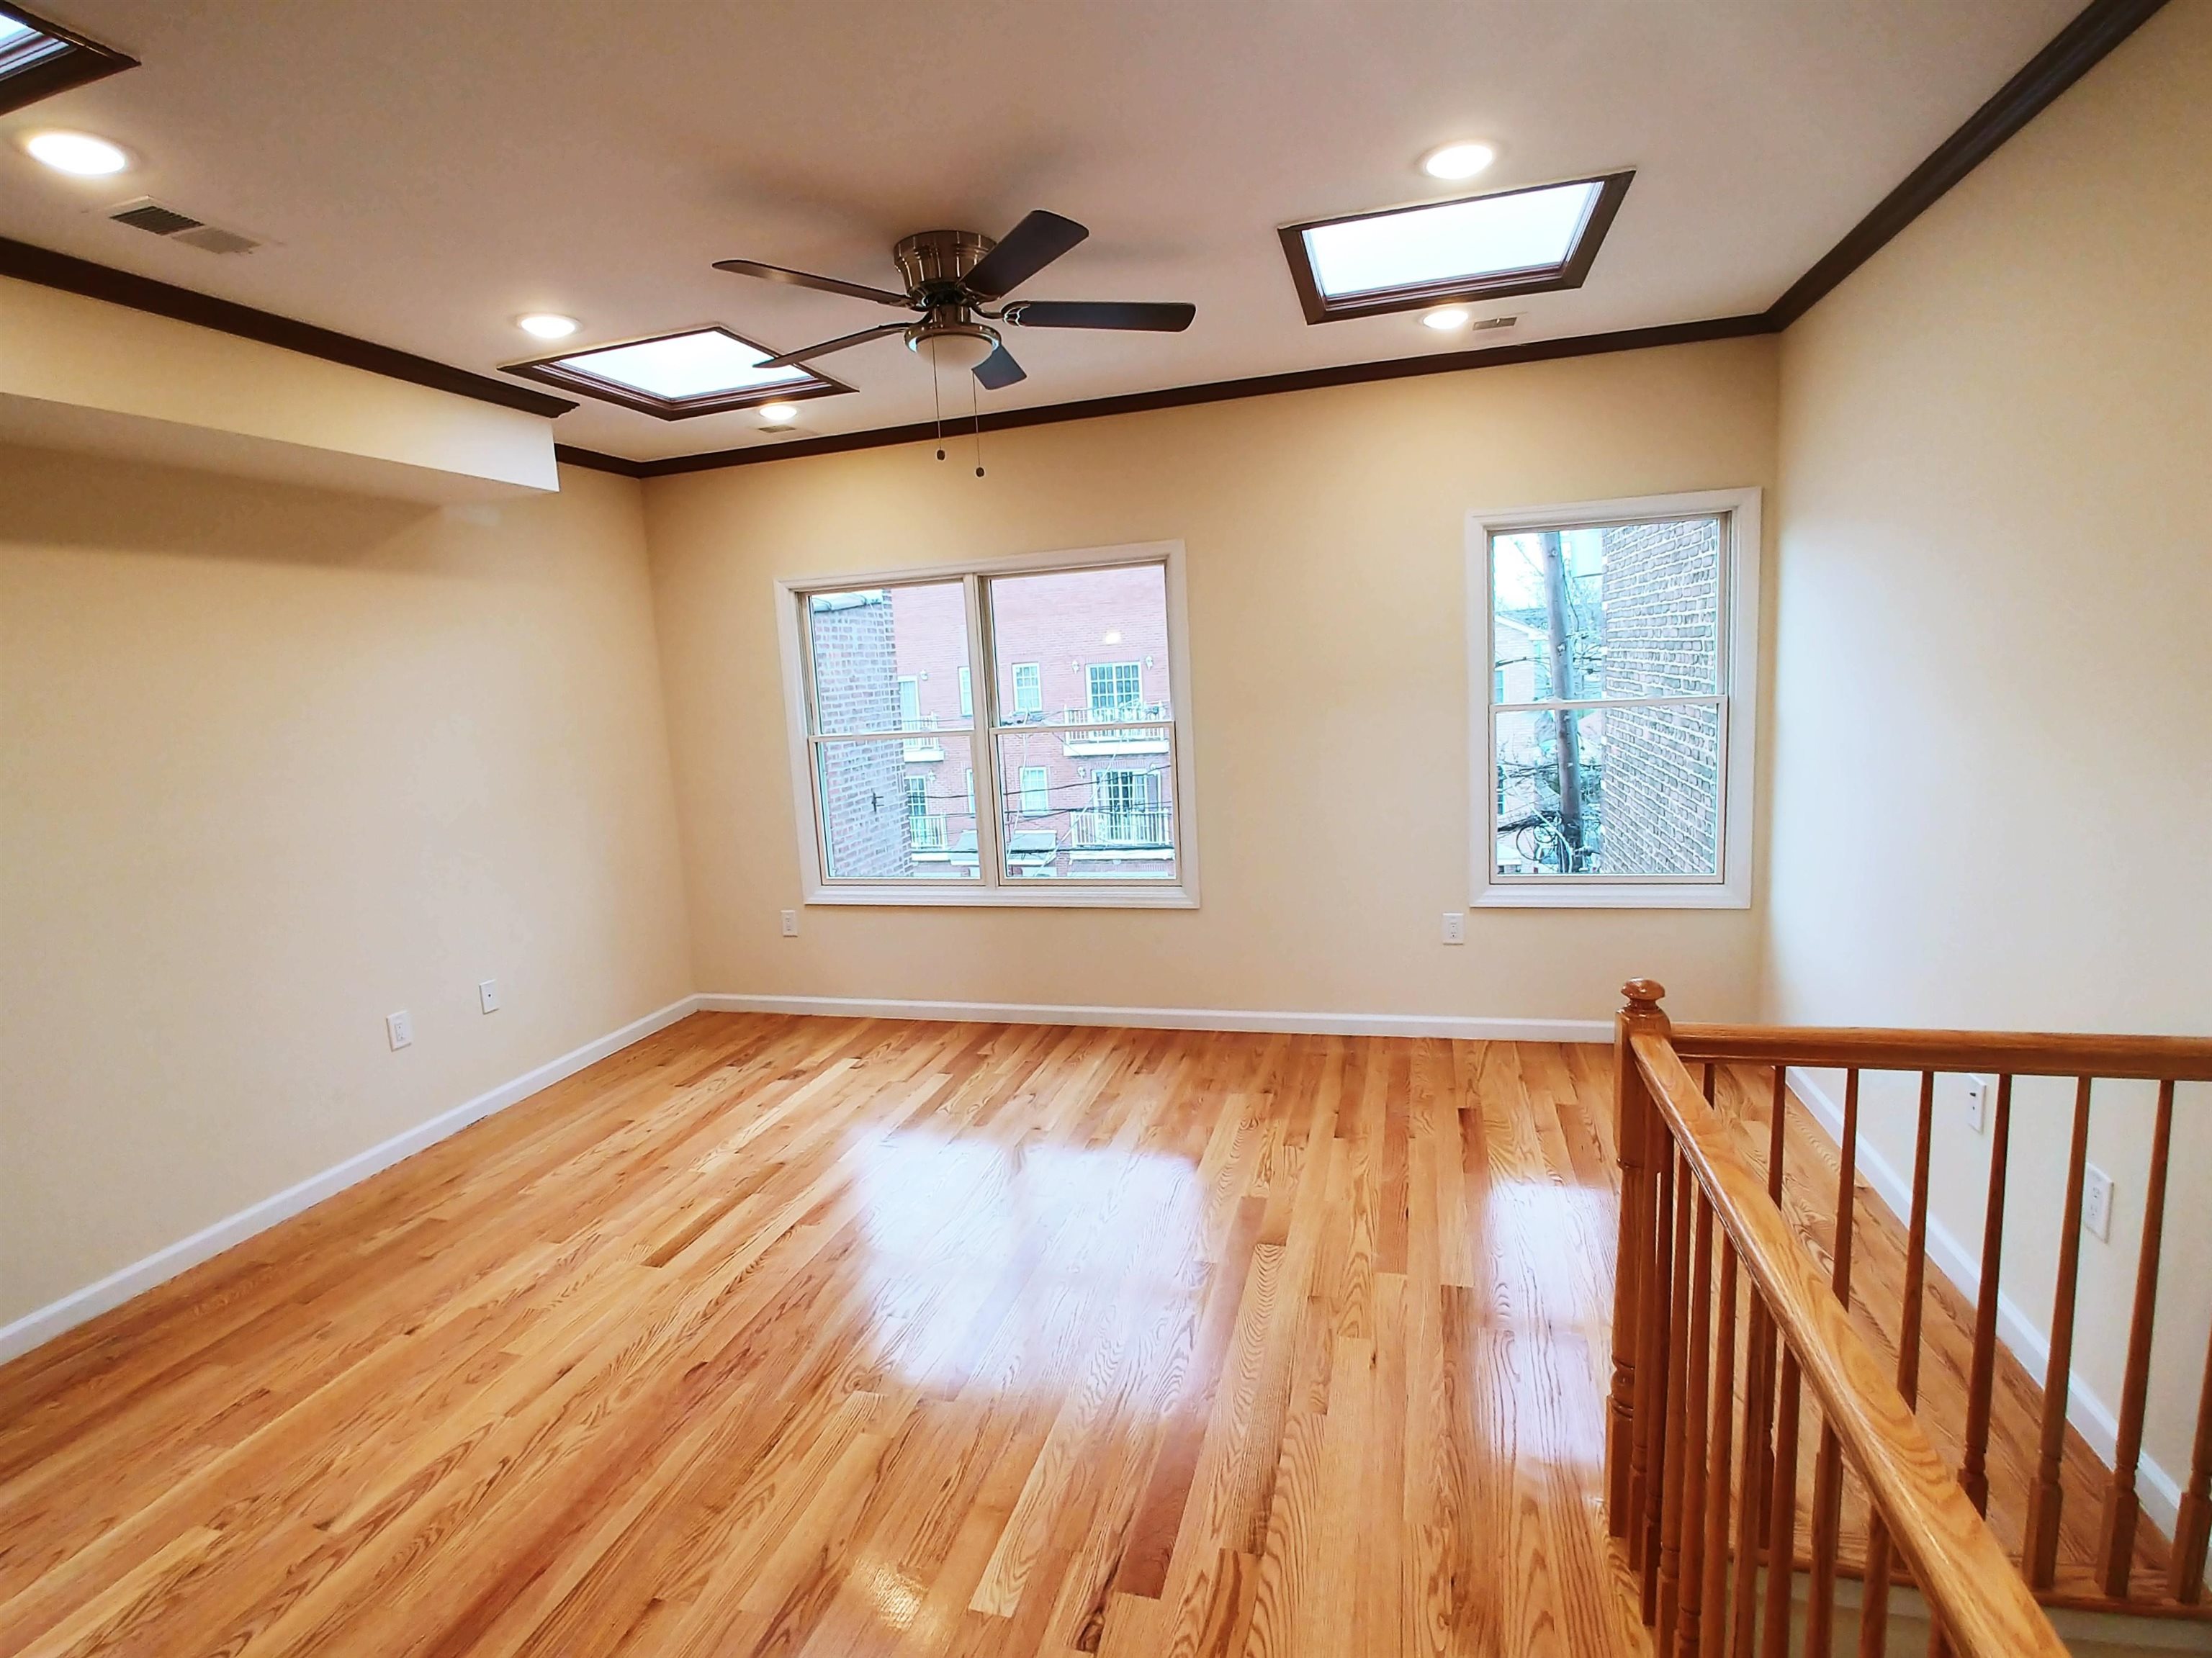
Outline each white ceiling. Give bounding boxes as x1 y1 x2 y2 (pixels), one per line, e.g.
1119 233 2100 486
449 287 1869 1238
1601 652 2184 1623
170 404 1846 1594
1 0 2080 462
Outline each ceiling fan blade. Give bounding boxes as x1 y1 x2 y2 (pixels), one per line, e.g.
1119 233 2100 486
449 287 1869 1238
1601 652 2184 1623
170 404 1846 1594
712 258 912 308
963 211 1089 299
972 343 1026 390
754 322 912 370
1001 299 1195 332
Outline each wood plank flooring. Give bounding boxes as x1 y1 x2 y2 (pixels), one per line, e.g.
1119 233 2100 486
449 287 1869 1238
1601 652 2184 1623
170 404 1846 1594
0 1017 1654 1658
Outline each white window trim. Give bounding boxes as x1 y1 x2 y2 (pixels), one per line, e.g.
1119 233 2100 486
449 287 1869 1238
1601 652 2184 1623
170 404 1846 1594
775 539 1200 909
1467 487 1759 910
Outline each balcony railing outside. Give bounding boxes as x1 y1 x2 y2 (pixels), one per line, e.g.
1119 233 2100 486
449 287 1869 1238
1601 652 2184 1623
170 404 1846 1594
907 813 948 852
1069 807 1173 850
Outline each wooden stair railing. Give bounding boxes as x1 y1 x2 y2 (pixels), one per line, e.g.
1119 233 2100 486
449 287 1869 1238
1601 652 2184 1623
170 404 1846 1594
1604 980 2212 1658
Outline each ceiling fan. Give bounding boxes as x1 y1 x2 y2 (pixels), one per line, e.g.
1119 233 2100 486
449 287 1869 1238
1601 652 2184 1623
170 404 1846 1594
714 210 1195 391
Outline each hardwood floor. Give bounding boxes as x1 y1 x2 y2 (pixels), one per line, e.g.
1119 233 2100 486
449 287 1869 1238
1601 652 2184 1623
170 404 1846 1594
0 1017 1654 1658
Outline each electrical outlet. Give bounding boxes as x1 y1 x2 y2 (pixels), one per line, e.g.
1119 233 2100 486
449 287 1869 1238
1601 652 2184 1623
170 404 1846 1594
478 979 500 1014
781 909 799 938
2082 1164 2115 1241
1440 911 1465 946
386 1009 413 1050
1962 1074 1989 1134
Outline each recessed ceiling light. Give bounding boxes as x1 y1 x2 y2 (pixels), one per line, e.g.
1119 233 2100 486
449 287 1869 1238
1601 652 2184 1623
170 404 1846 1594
759 402 799 424
1423 307 1473 331
516 312 579 339
1421 141 1496 182
22 128 128 176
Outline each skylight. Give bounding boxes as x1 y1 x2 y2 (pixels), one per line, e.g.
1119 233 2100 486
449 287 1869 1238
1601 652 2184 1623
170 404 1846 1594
1278 172 1633 325
0 4 136 117
501 325 850 421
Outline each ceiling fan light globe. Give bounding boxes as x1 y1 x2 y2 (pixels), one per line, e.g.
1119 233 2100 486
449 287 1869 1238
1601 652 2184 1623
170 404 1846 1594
912 330 997 373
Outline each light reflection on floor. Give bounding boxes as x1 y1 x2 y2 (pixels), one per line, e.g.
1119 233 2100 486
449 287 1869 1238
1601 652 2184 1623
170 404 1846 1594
1467 1177 1615 1472
851 1131 1205 1393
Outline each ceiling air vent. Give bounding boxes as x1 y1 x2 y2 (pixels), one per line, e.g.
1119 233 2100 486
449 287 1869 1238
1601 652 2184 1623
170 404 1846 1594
110 199 202 235
107 197 261 254
1473 315 1518 333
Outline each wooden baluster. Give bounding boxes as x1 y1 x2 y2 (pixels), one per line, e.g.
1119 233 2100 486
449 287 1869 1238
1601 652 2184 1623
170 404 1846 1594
1634 1135 1676 1591
1699 1235 1738 1657
1674 1189 1716 1657
1758 1348 1803 1658
2025 1077 2094 1587
2097 1077 2176 1598
1859 1071 1935 1658
1611 980 1670 1533
1745 1065 1789 1537
1959 1073 2013 1513
1658 1145 1697 1636
1804 1069 1860 1657
1730 1290 1774 1658
1703 1060 1717 1104
2172 1307 2212 1603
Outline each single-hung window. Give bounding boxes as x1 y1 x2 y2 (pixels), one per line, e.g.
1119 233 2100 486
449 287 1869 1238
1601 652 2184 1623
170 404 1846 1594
1470 489 1759 908
778 541 1198 907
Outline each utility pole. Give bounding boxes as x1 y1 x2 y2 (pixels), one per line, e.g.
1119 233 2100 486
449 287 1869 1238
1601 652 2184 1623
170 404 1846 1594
1540 532 1586 868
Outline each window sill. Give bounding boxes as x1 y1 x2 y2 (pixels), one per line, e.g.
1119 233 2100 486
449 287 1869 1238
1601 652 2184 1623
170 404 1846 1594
1474 881 1748 911
806 884 1199 910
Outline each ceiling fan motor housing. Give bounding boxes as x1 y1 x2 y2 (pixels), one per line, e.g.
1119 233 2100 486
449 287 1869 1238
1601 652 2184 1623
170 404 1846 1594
893 229 996 302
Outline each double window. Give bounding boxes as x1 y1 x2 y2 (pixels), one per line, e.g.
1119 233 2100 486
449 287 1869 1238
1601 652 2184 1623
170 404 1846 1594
779 541 1197 906
1470 488 1759 908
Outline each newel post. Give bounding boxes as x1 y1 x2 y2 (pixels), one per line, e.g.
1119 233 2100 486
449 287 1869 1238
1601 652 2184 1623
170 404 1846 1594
1607 978 1671 1535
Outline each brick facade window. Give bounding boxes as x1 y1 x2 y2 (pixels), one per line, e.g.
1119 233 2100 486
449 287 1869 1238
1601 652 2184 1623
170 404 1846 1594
1473 490 1759 909
780 544 1198 908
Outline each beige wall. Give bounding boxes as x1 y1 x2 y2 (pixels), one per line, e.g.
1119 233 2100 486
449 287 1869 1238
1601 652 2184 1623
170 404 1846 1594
0 451 693 1325
647 337 1778 1025
1768 3 2211 1513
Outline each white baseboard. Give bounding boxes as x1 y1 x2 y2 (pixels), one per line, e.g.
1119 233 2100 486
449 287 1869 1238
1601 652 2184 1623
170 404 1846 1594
695 992 1612 1045
0 995 702 1366
1785 1066 2182 1533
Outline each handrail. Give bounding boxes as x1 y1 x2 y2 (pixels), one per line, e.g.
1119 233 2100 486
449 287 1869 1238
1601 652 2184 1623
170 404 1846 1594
1666 1021 2212 1081
1629 1024 2069 1658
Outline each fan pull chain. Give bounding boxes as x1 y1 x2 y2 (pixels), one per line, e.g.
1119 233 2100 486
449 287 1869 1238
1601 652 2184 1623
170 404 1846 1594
971 372 984 477
932 361 945 461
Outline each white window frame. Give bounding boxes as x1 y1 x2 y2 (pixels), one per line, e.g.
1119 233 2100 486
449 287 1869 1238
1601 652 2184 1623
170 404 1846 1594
776 539 1200 909
1467 487 1759 909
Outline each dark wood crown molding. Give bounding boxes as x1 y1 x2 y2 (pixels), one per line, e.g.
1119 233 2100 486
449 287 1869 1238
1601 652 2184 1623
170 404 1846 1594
553 443 647 478
634 315 1774 477
1766 0 2167 328
3 0 2166 471
0 236 575 418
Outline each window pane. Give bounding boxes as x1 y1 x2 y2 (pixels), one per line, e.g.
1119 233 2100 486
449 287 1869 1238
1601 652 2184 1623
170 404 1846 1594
1493 703 1721 878
808 582 971 736
816 737 979 880
1491 518 1720 703
988 564 1171 728
994 729 1177 880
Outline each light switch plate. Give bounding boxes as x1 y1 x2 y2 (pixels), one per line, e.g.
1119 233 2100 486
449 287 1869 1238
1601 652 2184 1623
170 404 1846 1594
1440 911 1465 945
386 1009 413 1050
781 909 799 938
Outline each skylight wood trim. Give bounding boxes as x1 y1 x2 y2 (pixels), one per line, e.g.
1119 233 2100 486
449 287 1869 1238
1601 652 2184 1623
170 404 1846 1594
500 324 853 421
1277 170 1635 325
0 1 137 116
